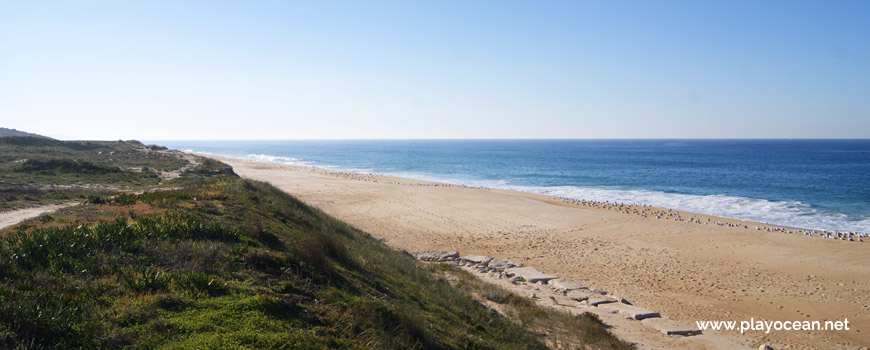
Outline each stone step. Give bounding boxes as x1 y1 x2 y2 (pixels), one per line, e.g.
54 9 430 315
641 318 702 336
460 254 493 266
565 289 596 302
411 250 459 262
487 258 521 271
549 278 587 292
601 302 661 320
588 295 618 306
505 266 558 284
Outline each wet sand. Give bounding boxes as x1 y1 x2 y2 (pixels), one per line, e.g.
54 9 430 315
209 154 869 349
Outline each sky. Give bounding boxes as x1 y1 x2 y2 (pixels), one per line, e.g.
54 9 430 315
1 1 869 140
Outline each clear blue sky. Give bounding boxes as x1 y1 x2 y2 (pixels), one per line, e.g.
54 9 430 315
2 0 868 140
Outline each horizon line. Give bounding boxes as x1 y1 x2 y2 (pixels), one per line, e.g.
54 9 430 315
139 137 870 142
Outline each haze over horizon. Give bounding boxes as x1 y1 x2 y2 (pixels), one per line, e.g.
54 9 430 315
2 1 869 140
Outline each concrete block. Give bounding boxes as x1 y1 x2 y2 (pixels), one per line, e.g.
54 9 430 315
505 266 558 284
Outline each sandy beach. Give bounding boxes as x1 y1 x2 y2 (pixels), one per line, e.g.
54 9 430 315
209 154 869 349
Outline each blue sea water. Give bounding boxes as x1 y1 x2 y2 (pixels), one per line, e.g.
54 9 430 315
153 139 870 233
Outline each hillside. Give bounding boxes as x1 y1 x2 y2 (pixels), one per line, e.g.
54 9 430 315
0 136 231 211
0 128 50 139
0 140 630 349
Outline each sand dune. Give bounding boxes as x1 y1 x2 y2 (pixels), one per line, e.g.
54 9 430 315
209 154 869 349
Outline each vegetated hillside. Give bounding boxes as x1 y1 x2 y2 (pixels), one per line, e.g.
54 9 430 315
0 128 50 139
1 176 553 349
0 137 231 210
0 141 630 349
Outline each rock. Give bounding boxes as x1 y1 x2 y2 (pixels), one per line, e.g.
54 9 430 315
411 251 459 262
606 303 661 320
460 254 493 267
487 258 520 271
642 318 702 336
549 278 587 292
759 345 774 350
505 267 558 284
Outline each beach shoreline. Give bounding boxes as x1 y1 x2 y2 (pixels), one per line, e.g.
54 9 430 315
201 151 865 238
202 152 869 349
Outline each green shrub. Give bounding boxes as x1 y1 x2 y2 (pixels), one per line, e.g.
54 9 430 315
124 267 170 293
174 272 229 297
13 159 121 175
112 194 137 205
245 250 284 275
0 285 100 349
86 194 105 204
152 294 188 311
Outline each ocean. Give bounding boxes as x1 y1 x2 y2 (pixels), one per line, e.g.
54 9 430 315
153 139 870 233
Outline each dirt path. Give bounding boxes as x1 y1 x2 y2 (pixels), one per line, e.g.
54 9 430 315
0 202 79 231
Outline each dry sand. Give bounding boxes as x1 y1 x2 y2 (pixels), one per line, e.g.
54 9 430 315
210 154 869 349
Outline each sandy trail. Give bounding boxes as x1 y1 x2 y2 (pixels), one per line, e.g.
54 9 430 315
210 154 869 350
0 202 79 231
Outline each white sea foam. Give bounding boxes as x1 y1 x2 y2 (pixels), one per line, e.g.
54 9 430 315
244 153 310 165
506 185 870 233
